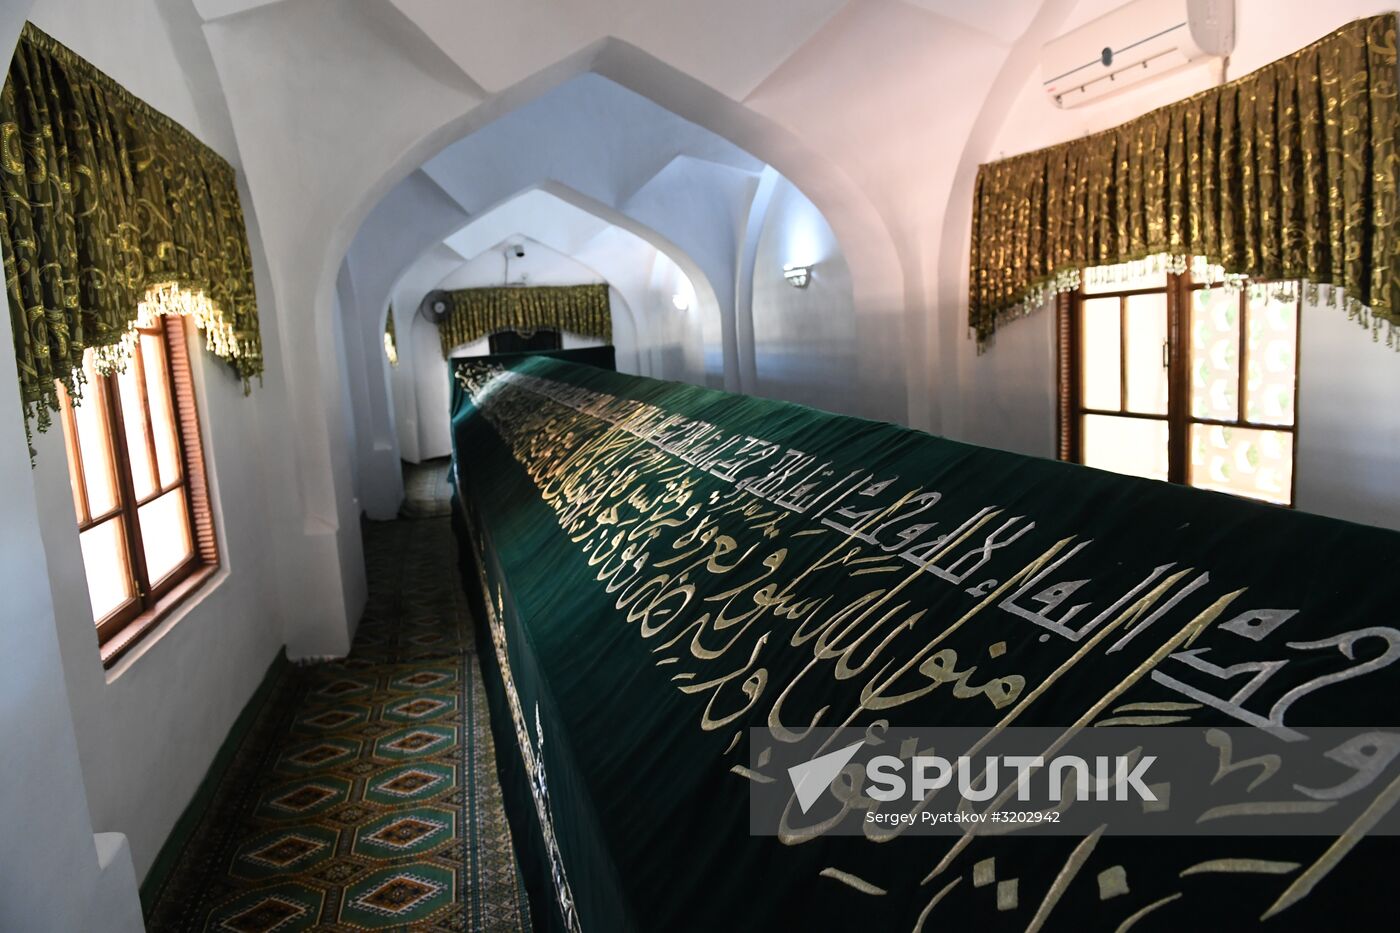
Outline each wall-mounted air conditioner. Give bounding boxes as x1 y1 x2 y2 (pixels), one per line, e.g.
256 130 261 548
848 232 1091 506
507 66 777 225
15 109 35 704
1042 0 1234 108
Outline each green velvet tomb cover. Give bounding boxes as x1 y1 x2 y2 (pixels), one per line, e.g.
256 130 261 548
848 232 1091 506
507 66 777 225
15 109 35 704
450 355 1400 932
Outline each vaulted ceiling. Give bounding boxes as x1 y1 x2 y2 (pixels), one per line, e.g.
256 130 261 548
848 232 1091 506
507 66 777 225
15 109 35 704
165 0 1359 466
174 0 1084 436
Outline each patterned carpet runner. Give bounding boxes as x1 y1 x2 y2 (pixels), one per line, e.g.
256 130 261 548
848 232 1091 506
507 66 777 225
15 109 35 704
146 465 531 931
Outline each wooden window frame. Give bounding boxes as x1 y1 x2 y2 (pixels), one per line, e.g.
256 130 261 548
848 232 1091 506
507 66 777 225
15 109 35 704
59 316 219 667
1057 269 1302 505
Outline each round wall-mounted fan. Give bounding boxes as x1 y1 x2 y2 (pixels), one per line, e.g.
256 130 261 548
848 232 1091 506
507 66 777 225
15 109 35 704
419 290 453 326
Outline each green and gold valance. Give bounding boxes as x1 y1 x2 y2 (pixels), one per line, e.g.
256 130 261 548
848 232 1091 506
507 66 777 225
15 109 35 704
1 22 261 439
969 14 1400 347
434 284 610 358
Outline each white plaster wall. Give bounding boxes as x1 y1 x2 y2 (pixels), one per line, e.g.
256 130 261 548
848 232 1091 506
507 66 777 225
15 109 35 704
750 176 857 413
388 0 852 102
1294 299 1400 529
315 2 1065 435
984 0 1400 162
953 0 1400 529
387 303 418 463
7 0 317 894
434 237 603 291
389 244 474 466
339 169 471 518
329 286 369 630
959 299 1057 456
186 0 917 710
622 155 754 389
381 188 709 467
29 0 238 158
641 251 707 382
745 0 1021 426
200 0 482 661
0 237 143 933
365 180 710 487
411 311 453 461
29 318 288 884
417 75 759 392
335 265 366 498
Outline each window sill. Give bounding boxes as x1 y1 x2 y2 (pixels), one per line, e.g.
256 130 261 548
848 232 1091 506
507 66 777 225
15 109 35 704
100 564 220 670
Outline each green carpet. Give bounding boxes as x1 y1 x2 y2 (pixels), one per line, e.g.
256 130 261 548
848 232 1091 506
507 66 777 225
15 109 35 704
145 505 532 931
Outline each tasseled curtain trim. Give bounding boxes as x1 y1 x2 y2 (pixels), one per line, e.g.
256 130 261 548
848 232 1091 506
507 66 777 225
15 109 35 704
1 22 262 453
968 14 1400 352
434 284 610 358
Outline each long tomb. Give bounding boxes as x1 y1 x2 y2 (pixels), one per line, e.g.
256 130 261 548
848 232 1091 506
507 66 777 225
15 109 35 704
450 354 1399 931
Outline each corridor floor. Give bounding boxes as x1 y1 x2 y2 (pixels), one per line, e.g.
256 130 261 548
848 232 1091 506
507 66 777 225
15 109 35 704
146 460 532 931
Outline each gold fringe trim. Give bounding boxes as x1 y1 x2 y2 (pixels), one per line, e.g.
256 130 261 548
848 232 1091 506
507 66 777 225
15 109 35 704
90 281 250 375
976 254 1399 353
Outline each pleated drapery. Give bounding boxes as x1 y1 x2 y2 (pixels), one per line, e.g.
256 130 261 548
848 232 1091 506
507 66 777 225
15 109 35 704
1 22 261 444
968 14 1400 348
434 284 611 358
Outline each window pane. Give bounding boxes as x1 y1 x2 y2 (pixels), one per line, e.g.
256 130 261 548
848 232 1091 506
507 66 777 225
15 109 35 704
1080 297 1121 410
80 518 132 621
1081 414 1170 482
70 372 119 517
1189 423 1293 505
140 330 181 485
1245 290 1298 425
1124 293 1168 414
116 362 157 500
139 488 194 584
1190 288 1240 420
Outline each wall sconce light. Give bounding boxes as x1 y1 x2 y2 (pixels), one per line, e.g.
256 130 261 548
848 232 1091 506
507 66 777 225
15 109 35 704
783 263 812 288
672 292 691 311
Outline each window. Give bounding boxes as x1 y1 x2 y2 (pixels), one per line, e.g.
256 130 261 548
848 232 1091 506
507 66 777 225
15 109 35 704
489 328 562 354
58 316 218 666
1057 263 1300 506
